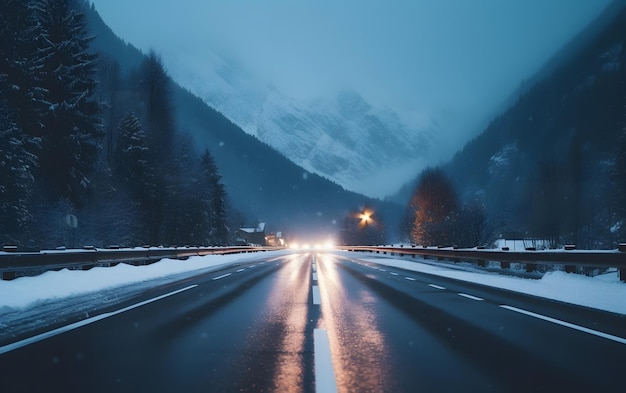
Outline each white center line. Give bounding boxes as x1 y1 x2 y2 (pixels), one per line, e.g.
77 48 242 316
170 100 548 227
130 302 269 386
390 272 399 276
0 285 198 355
235 269 245 273
378 269 387 272
314 329 338 393
312 286 321 305
429 284 446 290
212 273 232 281
500 305 626 345
405 277 416 281
458 293 484 301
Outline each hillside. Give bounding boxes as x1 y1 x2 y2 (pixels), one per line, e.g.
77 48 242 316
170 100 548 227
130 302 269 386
170 57 435 197
84 4 402 239
439 3 626 248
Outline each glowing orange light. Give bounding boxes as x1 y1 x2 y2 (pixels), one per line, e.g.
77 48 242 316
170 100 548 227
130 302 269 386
359 209 374 226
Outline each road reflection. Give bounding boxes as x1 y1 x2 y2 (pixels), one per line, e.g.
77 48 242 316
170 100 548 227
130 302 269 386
316 253 395 392
263 253 311 392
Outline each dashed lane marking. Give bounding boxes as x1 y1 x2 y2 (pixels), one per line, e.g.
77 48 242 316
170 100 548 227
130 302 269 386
429 284 446 290
312 286 321 305
405 277 416 281
458 293 484 301
314 329 338 393
0 285 198 355
212 273 232 281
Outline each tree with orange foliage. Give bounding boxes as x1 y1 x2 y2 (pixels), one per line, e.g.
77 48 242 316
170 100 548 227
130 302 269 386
408 167 458 246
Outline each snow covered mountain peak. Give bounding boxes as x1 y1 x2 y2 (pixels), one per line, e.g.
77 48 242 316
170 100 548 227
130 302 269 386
166 54 437 198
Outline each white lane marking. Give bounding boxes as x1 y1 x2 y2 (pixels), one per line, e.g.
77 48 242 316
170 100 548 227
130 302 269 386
458 293 484 301
314 329 338 393
249 265 256 268
378 269 387 272
235 268 245 273
405 277 416 281
500 305 626 345
429 284 446 290
312 286 321 305
212 273 232 281
390 272 399 276
312 272 318 281
0 285 198 355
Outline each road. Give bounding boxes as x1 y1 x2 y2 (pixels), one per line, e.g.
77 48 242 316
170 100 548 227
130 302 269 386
1 251 625 392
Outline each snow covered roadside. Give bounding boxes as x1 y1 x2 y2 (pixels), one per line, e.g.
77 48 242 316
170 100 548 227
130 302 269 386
1 247 624 343
349 252 626 315
0 250 290 311
0 250 292 343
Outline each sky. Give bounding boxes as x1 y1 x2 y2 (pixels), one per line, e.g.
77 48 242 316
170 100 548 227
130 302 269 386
90 0 612 111
89 0 614 182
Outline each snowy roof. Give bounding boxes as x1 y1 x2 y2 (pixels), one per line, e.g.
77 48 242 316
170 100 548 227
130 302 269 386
239 222 266 233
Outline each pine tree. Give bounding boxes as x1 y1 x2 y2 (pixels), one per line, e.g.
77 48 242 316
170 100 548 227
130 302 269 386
133 51 174 244
0 100 37 244
200 149 229 245
139 50 174 165
115 112 148 187
36 0 102 206
115 112 156 243
0 0 46 138
162 136 205 246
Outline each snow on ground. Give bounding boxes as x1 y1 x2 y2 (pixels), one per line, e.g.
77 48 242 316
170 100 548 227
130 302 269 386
0 250 290 311
0 249 624 318
353 252 626 315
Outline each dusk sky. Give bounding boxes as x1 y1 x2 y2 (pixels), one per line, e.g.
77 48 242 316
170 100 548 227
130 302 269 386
90 0 613 162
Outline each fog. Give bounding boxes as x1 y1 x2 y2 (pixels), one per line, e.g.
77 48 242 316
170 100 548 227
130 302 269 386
91 0 612 181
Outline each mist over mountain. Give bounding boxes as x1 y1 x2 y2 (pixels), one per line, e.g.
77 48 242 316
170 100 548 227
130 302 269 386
395 1 626 248
84 4 403 240
168 58 436 198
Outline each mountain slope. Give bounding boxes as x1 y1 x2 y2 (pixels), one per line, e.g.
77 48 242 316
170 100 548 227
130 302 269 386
167 56 436 198
85 4 402 239
436 3 626 247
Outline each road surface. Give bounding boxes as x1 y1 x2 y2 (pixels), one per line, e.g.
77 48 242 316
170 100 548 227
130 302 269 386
1 251 625 392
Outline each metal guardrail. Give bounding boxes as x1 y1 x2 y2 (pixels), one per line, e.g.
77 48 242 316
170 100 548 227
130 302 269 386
0 246 280 280
337 245 626 282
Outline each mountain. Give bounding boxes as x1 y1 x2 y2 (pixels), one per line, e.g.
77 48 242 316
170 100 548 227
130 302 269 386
167 56 436 198
84 4 402 240
407 2 626 248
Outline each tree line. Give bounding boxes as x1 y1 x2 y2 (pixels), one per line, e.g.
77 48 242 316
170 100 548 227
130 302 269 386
0 0 229 248
401 167 489 248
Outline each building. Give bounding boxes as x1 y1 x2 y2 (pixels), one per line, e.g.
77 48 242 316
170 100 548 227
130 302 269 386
234 223 267 246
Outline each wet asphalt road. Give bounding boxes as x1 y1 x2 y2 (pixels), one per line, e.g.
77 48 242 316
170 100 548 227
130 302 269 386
1 251 625 392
